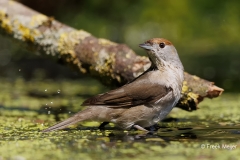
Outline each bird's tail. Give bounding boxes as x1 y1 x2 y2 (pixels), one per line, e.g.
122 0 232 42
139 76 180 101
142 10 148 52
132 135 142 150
42 108 96 132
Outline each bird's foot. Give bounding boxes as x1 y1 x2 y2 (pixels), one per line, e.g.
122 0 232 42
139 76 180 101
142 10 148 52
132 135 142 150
145 124 160 132
98 122 109 130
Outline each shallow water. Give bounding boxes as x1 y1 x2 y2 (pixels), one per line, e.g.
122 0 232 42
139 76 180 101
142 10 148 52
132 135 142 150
0 78 239 160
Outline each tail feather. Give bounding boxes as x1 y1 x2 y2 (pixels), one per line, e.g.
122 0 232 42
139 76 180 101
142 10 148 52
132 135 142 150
42 108 95 132
42 116 82 132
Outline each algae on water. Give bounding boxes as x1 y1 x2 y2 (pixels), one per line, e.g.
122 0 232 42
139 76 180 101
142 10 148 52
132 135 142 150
0 78 240 160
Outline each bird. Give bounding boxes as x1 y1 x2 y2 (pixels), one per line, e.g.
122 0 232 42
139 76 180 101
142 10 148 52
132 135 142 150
42 38 184 132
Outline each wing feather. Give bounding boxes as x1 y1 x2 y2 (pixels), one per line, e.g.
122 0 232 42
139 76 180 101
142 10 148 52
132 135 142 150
82 70 171 107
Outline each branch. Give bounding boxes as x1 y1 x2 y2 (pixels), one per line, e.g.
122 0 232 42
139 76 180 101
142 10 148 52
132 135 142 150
0 0 224 111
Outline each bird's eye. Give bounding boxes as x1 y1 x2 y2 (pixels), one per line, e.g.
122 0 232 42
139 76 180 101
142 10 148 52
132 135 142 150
159 42 165 48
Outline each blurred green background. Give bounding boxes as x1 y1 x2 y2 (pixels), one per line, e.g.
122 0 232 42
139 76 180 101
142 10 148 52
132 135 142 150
0 0 239 91
1 2 240 159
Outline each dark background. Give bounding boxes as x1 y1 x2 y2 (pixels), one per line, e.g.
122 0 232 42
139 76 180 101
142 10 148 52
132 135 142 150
0 0 239 91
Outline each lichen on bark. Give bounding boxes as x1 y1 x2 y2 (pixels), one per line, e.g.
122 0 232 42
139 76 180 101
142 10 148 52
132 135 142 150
0 0 224 111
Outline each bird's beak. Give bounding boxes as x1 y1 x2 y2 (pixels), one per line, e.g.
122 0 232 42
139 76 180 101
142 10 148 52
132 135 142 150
139 43 152 50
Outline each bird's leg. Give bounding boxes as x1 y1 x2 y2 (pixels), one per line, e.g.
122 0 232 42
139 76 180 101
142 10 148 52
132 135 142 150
133 125 149 132
98 122 109 130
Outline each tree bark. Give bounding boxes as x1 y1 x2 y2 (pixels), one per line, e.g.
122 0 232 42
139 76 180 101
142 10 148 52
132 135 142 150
0 0 224 111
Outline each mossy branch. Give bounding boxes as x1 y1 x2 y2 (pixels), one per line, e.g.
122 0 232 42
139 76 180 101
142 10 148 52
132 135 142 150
0 0 224 111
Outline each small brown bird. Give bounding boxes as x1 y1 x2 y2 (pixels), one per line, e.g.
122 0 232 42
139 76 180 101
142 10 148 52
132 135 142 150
42 38 184 132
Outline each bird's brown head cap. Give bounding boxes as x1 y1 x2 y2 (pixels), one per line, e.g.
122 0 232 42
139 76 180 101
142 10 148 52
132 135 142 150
145 38 173 46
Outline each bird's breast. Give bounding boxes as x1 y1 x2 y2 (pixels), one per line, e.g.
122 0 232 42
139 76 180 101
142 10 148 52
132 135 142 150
151 65 183 118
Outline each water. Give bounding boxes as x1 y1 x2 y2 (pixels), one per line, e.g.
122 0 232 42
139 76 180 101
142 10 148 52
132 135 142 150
0 78 239 160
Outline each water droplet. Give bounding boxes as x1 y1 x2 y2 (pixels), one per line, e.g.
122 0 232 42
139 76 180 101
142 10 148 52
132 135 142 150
45 89 47 92
19 69 21 71
48 111 51 114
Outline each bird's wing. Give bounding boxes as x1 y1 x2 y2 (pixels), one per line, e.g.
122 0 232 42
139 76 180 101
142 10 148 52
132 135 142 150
82 70 172 108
